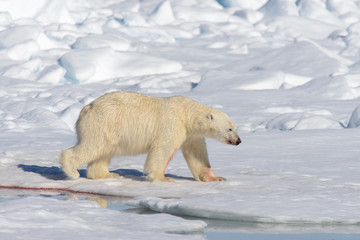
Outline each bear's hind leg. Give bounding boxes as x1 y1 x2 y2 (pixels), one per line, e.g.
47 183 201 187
60 143 108 180
87 155 119 179
60 148 81 180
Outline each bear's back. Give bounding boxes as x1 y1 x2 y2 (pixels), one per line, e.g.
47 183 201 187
95 91 194 110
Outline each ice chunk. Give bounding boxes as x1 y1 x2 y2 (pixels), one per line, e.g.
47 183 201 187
175 7 229 23
35 0 76 25
297 0 343 26
0 12 12 26
3 66 32 80
234 9 264 24
348 105 360 128
72 34 131 51
3 58 42 80
0 25 40 48
252 41 345 77
196 41 343 93
260 0 299 18
150 1 175 25
37 65 66 84
4 40 39 61
111 1 140 13
265 113 302 130
234 72 312 90
294 116 342 130
263 16 340 39
326 0 359 16
266 114 342 130
300 74 360 100
37 33 68 50
59 103 83 131
0 0 75 24
59 48 182 83
114 12 149 27
341 30 360 58
77 19 105 35
216 0 267 9
0 0 48 20
19 107 65 130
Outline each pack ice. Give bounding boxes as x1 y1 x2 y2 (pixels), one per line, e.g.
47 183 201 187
0 0 360 239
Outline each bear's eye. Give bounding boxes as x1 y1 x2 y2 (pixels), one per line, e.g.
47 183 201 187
228 128 232 132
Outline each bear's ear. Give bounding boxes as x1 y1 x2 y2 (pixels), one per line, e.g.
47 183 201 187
207 113 215 121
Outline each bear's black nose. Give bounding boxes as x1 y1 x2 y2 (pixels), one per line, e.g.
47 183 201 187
235 138 241 145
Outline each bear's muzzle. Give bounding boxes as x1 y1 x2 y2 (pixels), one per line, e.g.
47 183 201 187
227 137 241 146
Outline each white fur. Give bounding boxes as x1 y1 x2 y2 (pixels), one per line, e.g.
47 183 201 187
60 91 240 182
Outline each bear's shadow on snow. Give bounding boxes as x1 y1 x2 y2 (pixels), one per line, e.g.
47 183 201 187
112 169 194 181
17 164 194 182
17 164 79 180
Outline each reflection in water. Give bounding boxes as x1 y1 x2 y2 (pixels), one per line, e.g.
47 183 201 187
61 194 109 208
87 197 108 208
65 193 132 210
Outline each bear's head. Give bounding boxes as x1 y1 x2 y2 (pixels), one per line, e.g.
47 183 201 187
204 111 241 146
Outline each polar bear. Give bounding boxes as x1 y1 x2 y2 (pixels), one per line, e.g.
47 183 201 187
60 91 241 182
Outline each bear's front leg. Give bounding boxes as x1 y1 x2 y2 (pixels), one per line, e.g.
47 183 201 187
181 136 226 182
200 168 226 182
144 146 176 182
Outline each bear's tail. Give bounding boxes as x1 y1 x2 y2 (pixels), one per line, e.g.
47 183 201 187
78 103 93 119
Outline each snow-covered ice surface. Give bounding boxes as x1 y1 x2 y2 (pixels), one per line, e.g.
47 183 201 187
0 190 206 240
1 0 360 239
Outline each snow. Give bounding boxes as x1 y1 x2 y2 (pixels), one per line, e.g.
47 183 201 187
0 0 360 239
